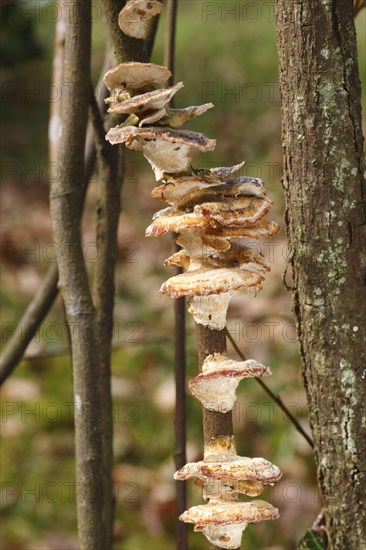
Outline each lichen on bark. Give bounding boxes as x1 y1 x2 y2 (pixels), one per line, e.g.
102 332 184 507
275 1 366 547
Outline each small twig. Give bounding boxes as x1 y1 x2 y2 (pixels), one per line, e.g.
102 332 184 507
0 57 111 386
0 265 59 384
13 337 175 363
312 508 325 532
163 2 188 548
226 333 323 542
164 0 178 90
354 0 366 16
48 0 65 175
226 328 314 449
312 507 329 547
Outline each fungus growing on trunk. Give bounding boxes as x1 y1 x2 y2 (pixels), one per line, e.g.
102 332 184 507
188 354 271 412
118 0 163 40
179 500 279 550
160 267 264 298
107 125 216 179
106 82 184 115
105 6 281 544
104 62 171 96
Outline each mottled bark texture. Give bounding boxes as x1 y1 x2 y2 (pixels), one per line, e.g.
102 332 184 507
102 0 149 63
275 1 366 547
49 1 104 548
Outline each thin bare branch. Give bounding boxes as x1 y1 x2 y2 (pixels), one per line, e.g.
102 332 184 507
164 0 178 89
163 1 188 548
354 0 366 16
0 60 110 386
0 265 59 384
48 0 65 171
226 328 314 449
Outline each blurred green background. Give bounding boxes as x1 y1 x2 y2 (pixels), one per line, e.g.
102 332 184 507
1 1 365 549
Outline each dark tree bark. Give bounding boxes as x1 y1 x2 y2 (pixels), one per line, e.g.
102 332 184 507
90 85 123 550
275 1 366 547
102 0 149 63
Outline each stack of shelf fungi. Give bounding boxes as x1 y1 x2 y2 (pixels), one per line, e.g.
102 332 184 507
105 4 282 547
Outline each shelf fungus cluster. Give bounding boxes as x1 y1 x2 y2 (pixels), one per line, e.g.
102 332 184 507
104 16 281 546
174 435 281 548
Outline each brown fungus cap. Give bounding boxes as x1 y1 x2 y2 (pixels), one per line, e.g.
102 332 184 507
204 479 265 501
107 126 216 151
151 176 221 207
179 501 279 549
181 179 267 209
206 246 269 275
106 126 216 180
179 500 279 527
164 247 269 277
157 103 214 128
107 82 184 115
176 230 231 258
138 108 167 127
194 477 264 500
220 479 264 498
188 354 271 412
174 455 281 484
146 213 209 237
208 161 245 179
194 196 272 227
164 250 191 269
139 103 213 128
206 219 280 239
118 0 163 40
159 268 264 298
104 62 171 93
152 177 266 209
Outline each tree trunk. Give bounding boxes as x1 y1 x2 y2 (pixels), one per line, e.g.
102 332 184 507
275 1 366 547
49 1 104 547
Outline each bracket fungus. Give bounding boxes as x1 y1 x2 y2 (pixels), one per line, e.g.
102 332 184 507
118 0 163 40
104 62 171 98
105 5 281 545
179 500 279 550
160 267 264 299
107 125 216 179
188 353 271 412
106 82 184 115
175 455 281 486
